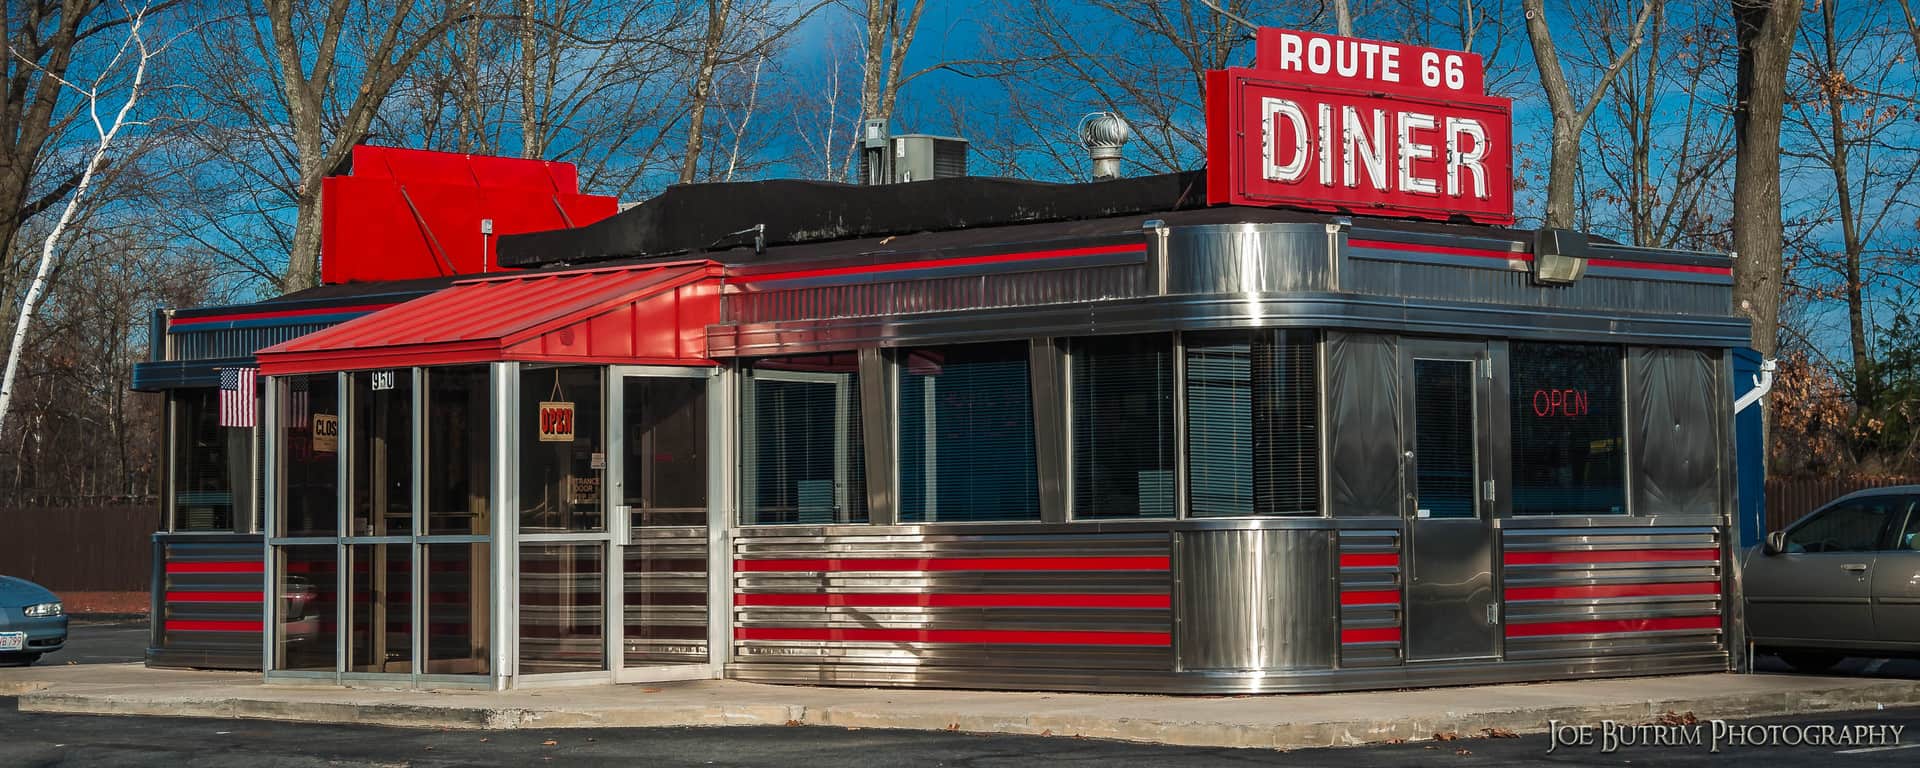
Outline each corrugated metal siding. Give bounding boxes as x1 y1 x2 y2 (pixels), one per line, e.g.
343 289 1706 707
1338 529 1403 667
725 264 1148 325
1499 526 1725 662
1345 260 1731 317
148 533 264 671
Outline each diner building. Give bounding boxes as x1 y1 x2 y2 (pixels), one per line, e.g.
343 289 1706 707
132 28 1755 693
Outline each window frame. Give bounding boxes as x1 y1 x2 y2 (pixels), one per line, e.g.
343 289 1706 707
1505 341 1630 518
1064 332 1179 521
892 341 1043 525
739 358 866 526
1783 494 1912 554
1180 328 1322 519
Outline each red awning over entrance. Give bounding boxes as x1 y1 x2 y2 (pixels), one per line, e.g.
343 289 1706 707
257 261 722 375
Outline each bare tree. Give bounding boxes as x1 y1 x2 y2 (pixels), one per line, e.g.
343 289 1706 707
1783 0 1920 405
1576 0 1736 250
0 2 156 435
1731 0 1804 356
1520 0 1656 230
261 0 475 291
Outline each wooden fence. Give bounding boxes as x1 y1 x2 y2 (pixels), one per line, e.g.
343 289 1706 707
1764 476 1920 533
0 501 159 591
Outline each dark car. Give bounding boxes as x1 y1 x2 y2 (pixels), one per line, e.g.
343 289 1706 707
1744 487 1920 672
0 575 67 665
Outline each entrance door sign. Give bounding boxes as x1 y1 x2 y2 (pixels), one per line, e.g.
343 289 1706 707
1207 28 1514 225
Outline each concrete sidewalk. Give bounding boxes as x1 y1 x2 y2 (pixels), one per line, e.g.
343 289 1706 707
4 663 1919 749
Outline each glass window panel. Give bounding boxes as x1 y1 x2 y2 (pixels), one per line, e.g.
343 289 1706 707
278 374 340 537
1509 343 1626 515
519 366 604 532
623 542 709 665
424 543 490 675
898 343 1039 523
1185 330 1319 517
350 370 413 536
346 543 412 673
426 367 491 535
1786 498 1904 554
1896 499 1920 552
625 377 708 524
172 388 251 531
742 354 866 525
519 543 605 673
1071 335 1175 519
274 544 338 671
1413 359 1477 519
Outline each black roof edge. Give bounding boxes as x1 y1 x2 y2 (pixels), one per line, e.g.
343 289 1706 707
498 171 1211 269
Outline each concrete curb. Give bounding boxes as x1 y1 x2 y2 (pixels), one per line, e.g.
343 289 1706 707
15 677 1920 749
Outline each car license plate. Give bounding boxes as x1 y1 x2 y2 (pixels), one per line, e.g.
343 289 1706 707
0 632 24 651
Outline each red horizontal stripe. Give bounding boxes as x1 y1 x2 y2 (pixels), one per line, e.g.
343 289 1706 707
733 627 1169 646
1339 590 1401 606
165 619 263 633
735 592 1170 609
1350 239 1527 262
1505 615 1720 638
1341 627 1402 644
166 561 264 574
1339 553 1399 568
1505 582 1721 601
740 243 1147 284
170 303 398 326
1588 258 1731 276
1352 239 1730 276
1503 548 1720 565
734 556 1170 573
167 591 263 603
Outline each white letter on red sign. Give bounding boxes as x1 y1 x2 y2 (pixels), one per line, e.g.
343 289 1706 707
1279 33 1304 71
1318 102 1335 186
1261 97 1309 182
1342 106 1388 190
1398 111 1438 195
1446 117 1490 199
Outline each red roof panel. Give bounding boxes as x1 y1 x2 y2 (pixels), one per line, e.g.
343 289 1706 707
258 261 722 375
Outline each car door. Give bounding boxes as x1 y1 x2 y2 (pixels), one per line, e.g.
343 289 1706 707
1872 497 1920 647
1745 495 1902 647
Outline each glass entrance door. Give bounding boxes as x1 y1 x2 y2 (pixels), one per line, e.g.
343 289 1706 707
1400 340 1499 663
610 369 717 683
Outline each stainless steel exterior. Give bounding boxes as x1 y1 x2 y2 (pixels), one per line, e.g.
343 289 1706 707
1325 332 1402 518
1500 523 1725 662
624 524 709 663
1337 528 1403 667
147 533 265 670
1172 528 1333 671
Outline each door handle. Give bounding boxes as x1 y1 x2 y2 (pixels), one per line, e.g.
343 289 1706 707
1840 563 1869 572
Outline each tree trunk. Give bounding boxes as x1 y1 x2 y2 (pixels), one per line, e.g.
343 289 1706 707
1521 0 1654 230
1731 0 1804 357
518 0 541 158
680 0 732 184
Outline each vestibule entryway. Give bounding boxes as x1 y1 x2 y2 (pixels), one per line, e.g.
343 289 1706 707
253 262 728 690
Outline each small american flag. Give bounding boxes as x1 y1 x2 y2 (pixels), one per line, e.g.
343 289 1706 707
219 367 257 428
286 376 309 425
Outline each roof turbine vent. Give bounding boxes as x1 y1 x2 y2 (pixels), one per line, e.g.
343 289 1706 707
1078 112 1131 180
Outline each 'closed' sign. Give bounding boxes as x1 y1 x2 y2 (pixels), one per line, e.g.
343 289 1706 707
538 401 575 442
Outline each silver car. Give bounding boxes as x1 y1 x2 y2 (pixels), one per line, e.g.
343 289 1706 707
1744 487 1920 672
0 575 67 665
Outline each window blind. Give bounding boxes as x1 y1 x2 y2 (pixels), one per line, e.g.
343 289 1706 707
898 343 1039 523
1187 330 1319 516
1071 335 1175 518
743 354 866 525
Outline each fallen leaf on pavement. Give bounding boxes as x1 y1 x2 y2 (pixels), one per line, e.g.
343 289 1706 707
785 720 802 727
1435 731 1459 741
1481 727 1517 738
1040 730 1053 737
542 739 558 746
1384 738 1406 744
1455 748 1472 755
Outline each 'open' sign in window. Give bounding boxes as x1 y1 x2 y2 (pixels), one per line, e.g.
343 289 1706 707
538 401 575 442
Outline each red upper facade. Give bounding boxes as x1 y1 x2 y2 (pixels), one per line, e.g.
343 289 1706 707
320 146 619 284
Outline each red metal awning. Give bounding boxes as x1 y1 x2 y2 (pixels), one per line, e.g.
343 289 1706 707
257 261 722 375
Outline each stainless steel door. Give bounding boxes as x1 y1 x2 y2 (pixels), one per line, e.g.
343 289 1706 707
1401 340 1498 662
1872 498 1920 646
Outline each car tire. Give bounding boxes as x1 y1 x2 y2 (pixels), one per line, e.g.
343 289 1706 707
1778 652 1843 673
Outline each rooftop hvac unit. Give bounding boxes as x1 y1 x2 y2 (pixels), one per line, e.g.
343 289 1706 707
860 134 969 185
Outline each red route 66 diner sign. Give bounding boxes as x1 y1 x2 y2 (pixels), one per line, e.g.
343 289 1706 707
1206 28 1514 226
